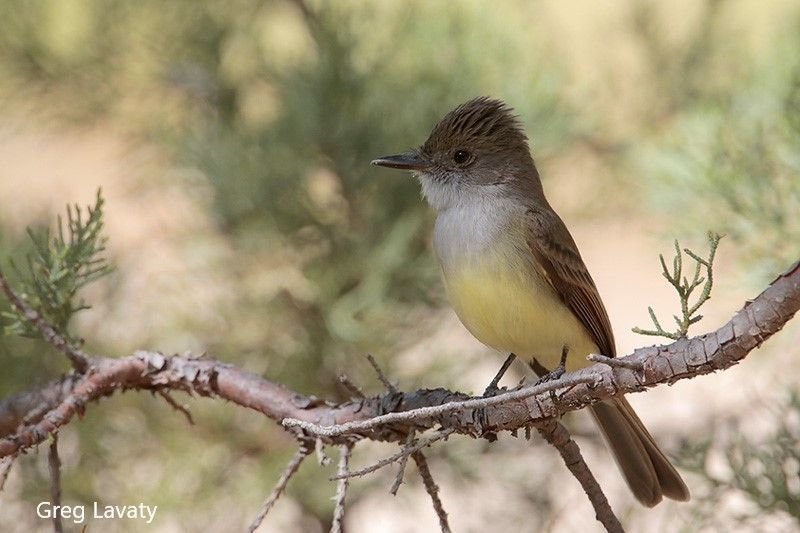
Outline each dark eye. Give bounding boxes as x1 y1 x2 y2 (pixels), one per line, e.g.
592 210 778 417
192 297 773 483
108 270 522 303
453 150 470 164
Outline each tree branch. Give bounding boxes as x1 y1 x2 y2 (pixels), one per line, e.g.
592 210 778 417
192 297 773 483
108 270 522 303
247 442 312 532
0 260 798 532
0 272 89 373
538 419 623 533
412 451 451 533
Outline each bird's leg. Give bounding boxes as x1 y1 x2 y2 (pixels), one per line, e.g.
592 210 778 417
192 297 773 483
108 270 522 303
534 345 569 385
482 353 516 398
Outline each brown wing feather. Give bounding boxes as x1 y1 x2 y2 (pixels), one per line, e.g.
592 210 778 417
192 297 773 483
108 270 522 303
525 206 616 358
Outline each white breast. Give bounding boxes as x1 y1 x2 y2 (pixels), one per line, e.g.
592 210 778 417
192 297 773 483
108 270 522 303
432 191 522 266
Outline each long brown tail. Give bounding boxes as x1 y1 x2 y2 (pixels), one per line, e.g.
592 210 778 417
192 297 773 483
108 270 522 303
589 396 690 507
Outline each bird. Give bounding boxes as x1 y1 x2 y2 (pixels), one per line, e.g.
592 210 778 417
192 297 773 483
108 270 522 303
371 96 690 507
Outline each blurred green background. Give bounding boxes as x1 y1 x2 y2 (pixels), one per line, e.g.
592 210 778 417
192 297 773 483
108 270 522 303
0 1 798 531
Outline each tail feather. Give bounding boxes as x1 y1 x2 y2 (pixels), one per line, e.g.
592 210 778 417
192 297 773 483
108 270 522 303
590 397 690 507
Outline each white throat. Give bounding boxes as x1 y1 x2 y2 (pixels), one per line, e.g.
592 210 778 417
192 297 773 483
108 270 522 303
425 179 522 266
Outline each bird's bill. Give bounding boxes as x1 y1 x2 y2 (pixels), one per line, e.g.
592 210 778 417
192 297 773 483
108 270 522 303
371 151 429 170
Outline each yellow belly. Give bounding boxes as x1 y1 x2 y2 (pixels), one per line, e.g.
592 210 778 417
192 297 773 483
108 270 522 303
441 251 598 372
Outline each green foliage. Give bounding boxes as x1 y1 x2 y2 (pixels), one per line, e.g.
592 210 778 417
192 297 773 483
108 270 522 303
675 388 800 529
633 232 722 340
636 35 800 281
2 189 111 343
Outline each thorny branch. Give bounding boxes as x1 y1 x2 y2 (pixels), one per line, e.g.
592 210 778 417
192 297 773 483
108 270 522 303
0 260 798 532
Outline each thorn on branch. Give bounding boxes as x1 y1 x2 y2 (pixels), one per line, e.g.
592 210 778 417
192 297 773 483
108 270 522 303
633 232 723 340
330 444 352 533
247 441 312 533
412 451 451 533
48 435 64 533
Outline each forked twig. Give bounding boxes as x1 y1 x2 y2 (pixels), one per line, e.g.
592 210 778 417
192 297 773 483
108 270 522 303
390 431 416 495
157 390 194 425
330 429 454 481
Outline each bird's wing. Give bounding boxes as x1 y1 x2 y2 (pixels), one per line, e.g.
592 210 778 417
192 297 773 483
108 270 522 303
525 206 616 358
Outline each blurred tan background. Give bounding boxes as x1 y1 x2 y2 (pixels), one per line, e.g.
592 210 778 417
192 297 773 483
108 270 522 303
0 0 799 531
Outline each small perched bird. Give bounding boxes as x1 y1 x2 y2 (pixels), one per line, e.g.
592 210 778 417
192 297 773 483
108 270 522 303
372 97 690 506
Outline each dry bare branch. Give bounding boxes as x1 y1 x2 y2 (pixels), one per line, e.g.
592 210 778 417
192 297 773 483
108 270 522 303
412 451 451 533
0 260 798 531
538 419 623 533
365 353 397 394
283 373 599 438
330 444 352 533
247 442 312 533
587 353 644 371
330 429 454 481
156 390 194 425
0 455 15 493
390 431 416 495
48 435 64 533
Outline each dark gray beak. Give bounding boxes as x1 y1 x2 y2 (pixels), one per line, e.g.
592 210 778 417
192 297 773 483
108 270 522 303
371 151 429 170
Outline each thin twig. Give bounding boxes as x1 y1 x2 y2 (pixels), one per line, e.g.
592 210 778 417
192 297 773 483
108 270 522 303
331 429 454 481
48 435 64 533
482 353 516 396
157 390 194 425
338 374 366 398
284 373 599 437
390 431 416 495
330 444 352 533
0 454 15 492
247 442 312 533
0 270 90 373
366 353 397 393
316 437 331 466
412 451 451 533
587 354 644 371
537 420 623 533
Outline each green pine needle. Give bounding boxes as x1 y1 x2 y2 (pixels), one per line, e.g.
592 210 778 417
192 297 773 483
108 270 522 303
632 232 723 340
1 189 112 343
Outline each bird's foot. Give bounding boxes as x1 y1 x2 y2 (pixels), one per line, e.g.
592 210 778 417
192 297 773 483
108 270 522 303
482 353 516 397
534 345 570 386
